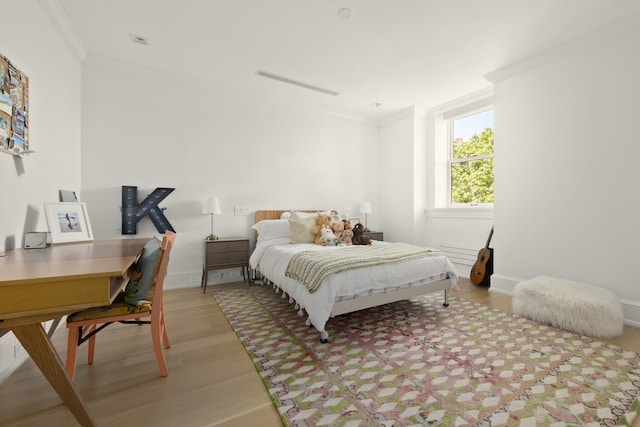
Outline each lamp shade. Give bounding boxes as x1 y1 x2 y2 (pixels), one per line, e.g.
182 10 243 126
202 197 221 214
359 201 372 214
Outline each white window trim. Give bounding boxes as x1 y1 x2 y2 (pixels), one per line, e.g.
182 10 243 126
428 87 494 215
425 207 494 219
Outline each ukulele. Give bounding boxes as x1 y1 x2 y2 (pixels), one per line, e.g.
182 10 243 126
470 226 494 285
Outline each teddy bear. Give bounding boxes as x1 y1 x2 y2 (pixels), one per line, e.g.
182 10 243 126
320 226 344 246
341 228 353 245
310 213 333 245
330 218 345 239
351 223 372 246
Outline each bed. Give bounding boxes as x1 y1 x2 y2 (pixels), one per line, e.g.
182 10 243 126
249 210 459 342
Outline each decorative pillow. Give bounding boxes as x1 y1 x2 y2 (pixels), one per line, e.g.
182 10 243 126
289 217 316 243
251 219 291 241
123 237 162 305
280 211 292 219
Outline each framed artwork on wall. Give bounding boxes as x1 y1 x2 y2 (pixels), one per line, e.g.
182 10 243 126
44 202 94 243
0 52 29 156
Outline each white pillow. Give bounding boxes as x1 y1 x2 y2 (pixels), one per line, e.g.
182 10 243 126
251 220 291 241
290 210 334 220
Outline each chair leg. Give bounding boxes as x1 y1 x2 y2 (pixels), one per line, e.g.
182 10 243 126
66 325 80 381
161 313 171 349
151 319 169 377
87 325 97 365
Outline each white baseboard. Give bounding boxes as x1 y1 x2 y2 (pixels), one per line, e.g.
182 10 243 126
487 274 519 295
166 269 248 291
620 298 640 328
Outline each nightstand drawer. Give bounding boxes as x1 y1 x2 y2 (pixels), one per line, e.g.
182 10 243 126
206 251 247 266
206 240 248 255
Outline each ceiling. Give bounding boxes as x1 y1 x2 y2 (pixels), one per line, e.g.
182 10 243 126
55 0 640 121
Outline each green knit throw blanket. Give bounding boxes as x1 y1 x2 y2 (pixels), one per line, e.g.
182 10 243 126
285 243 443 293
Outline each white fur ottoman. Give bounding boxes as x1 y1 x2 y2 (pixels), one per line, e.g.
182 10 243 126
512 275 624 338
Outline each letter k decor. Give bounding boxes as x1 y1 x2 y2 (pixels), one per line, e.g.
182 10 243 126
122 186 176 235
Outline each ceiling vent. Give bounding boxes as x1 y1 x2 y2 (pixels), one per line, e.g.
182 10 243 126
255 70 339 96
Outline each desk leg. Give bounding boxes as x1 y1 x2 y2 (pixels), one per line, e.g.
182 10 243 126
12 324 96 427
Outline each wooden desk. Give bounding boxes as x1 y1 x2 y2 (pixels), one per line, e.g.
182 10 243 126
0 238 148 427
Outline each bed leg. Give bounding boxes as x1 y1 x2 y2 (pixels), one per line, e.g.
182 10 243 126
443 289 450 307
319 330 329 344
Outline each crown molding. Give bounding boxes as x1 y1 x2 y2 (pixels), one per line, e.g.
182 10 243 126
485 11 640 84
39 0 87 61
427 86 493 117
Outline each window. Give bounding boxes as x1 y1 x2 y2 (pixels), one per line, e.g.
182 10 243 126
448 108 494 205
428 89 493 215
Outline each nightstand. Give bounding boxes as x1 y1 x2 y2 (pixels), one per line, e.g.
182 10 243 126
363 231 383 241
202 238 249 293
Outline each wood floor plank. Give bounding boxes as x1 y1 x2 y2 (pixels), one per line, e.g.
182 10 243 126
0 280 637 426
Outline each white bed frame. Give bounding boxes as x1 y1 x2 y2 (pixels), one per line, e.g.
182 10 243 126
254 210 452 342
330 278 450 317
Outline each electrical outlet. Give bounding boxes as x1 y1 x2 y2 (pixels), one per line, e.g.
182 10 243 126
14 343 26 359
234 206 250 216
190 275 201 284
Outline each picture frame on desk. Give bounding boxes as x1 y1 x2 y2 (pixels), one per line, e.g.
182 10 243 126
44 202 94 243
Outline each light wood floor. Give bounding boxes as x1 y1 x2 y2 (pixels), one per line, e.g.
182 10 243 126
0 279 638 427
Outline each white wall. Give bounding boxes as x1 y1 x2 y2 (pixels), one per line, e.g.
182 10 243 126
412 15 640 326
0 1 82 251
377 107 430 245
79 56 380 287
0 0 83 382
488 14 640 325
422 89 495 273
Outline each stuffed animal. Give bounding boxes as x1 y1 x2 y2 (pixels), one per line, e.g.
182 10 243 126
343 219 353 231
320 226 344 246
331 219 345 239
352 223 372 246
310 213 333 245
341 228 353 246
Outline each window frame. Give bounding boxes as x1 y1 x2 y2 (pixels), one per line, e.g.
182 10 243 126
446 105 494 208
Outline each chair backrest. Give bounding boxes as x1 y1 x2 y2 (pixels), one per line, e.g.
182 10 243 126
149 231 175 314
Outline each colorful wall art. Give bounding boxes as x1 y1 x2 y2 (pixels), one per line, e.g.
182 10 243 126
0 52 29 156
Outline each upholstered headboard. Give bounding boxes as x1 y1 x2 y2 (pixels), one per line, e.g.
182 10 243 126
254 210 337 223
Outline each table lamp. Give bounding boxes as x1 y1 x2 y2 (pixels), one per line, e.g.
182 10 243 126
202 197 221 240
360 201 372 232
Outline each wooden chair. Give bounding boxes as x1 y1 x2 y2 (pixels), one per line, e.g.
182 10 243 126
65 231 175 380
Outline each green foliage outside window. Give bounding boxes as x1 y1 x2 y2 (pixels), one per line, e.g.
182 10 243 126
451 128 494 204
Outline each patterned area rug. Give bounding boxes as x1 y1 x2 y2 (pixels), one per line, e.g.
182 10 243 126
213 285 640 426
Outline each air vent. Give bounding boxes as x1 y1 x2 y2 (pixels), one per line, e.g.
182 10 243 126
255 70 339 96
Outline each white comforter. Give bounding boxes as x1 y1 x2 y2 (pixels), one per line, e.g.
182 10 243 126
250 239 459 335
